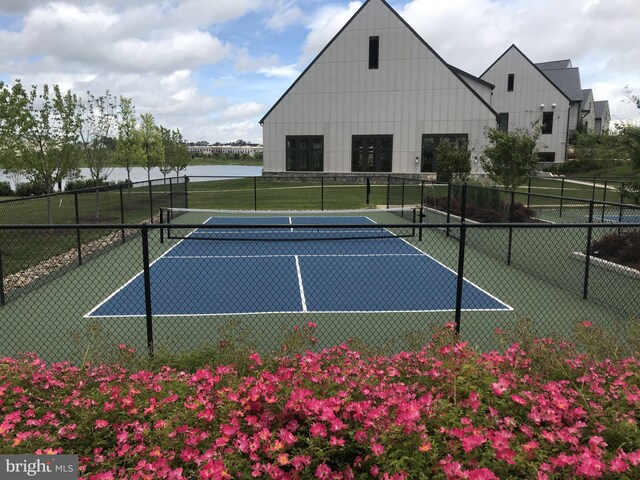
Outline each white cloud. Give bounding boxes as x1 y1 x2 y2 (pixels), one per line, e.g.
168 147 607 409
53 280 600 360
264 0 303 31
300 1 362 62
258 64 300 79
217 102 266 120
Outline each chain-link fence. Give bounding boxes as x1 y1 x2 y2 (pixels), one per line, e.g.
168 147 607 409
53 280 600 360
1 211 638 363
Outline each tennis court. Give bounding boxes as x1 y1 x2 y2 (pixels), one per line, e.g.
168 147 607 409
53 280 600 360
87 212 512 317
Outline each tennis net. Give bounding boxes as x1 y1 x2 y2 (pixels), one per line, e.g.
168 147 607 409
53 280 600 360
159 207 422 242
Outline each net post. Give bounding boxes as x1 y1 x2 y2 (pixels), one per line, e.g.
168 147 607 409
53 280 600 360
419 206 424 242
583 201 594 300
142 225 154 357
0 249 5 306
119 184 126 244
74 192 82 266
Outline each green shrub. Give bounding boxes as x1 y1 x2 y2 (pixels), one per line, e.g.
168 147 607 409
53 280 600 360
15 181 48 196
0 181 13 196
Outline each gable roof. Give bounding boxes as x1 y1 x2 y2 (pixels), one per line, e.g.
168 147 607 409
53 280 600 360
538 67 583 102
480 44 572 103
594 100 609 118
582 89 593 102
536 59 572 70
259 0 498 125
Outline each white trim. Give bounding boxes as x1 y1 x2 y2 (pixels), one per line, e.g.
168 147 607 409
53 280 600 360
295 255 308 312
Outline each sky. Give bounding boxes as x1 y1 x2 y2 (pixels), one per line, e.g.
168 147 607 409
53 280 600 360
0 0 638 144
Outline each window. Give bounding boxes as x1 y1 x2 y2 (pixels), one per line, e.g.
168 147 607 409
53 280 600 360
537 152 556 163
421 134 468 173
286 136 323 171
498 113 509 132
507 73 514 92
369 36 379 69
541 112 553 134
352 135 392 172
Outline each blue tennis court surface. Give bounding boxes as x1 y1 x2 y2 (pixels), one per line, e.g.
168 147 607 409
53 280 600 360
87 216 512 317
602 214 640 223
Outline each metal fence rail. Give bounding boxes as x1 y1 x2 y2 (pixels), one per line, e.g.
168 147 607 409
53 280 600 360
0 219 638 363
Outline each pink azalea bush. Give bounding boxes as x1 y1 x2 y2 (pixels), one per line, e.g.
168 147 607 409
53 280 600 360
1 323 640 479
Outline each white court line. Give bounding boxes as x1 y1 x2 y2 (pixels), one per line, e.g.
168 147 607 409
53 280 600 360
295 255 308 313
365 215 514 312
164 253 424 259
84 216 213 318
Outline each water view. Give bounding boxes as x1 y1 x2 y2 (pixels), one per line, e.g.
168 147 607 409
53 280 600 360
0 165 263 191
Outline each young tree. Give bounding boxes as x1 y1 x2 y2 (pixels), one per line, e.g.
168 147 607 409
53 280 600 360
77 91 118 185
139 113 163 183
0 81 30 173
480 127 540 191
169 128 191 179
19 84 81 193
435 139 471 182
114 97 144 183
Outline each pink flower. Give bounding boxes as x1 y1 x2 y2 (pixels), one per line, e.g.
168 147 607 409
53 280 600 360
467 468 499 480
461 434 486 453
309 423 327 438
315 463 332 479
491 378 509 396
94 419 109 429
371 443 385 456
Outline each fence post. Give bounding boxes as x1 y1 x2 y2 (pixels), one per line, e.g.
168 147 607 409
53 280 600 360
507 191 515 266
119 184 126 244
591 178 597 201
321 176 324 211
559 178 565 217
159 209 164 244
401 179 406 210
74 193 82 266
386 175 391 208
527 177 532 208
366 177 371 204
184 176 189 209
148 180 154 223
142 225 154 357
601 181 607 222
583 202 594 300
0 249 5 306
169 178 174 210
254 177 258 211
446 182 452 237
420 180 425 206
454 184 468 335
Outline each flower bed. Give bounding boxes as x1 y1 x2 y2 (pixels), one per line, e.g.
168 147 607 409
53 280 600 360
1 325 640 479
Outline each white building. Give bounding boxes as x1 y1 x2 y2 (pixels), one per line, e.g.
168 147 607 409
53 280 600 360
260 0 499 178
480 45 572 164
188 144 263 157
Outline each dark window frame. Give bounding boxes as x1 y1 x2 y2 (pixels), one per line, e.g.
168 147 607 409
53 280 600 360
507 73 515 92
537 152 556 163
541 112 553 134
369 36 379 69
286 135 324 172
498 113 509 132
351 135 392 172
420 134 469 173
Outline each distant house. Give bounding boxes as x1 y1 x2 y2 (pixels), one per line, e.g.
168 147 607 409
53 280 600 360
188 144 263 157
480 45 571 164
481 46 610 165
594 101 611 134
260 0 498 178
581 89 595 133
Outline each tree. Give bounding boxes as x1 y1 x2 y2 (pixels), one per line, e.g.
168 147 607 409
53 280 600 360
618 124 640 172
625 86 640 111
435 139 471 182
139 113 163 183
114 97 144 183
0 81 30 173
77 91 117 184
480 127 540 191
10 83 81 191
159 126 191 181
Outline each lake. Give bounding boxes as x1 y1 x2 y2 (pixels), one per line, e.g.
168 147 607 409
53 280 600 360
0 165 264 190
